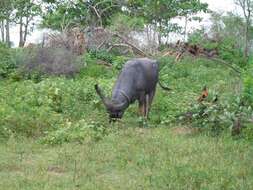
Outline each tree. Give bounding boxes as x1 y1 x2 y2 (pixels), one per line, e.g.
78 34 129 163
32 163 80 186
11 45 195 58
188 12 249 66
209 12 245 46
178 0 208 41
0 0 13 47
41 0 88 31
126 0 208 45
235 0 253 59
41 0 122 31
13 0 41 47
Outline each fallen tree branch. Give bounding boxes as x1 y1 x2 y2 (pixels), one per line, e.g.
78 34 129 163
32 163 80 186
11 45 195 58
88 5 103 27
107 43 132 52
90 28 151 57
193 53 241 75
162 48 241 75
200 56 241 75
97 39 108 50
110 32 151 57
96 60 112 67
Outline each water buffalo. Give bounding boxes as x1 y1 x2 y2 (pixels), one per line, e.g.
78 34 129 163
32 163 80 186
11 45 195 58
95 58 170 122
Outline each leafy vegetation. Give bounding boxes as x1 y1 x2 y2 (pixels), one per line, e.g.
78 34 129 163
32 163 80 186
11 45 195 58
0 42 16 78
243 65 253 105
0 51 250 143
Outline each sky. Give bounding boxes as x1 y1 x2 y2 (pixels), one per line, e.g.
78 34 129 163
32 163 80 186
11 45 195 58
10 0 238 47
202 0 237 12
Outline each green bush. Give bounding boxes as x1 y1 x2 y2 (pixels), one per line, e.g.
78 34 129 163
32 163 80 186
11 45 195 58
243 66 253 105
188 30 246 67
0 43 16 78
4 47 85 80
88 49 114 64
242 123 253 141
40 120 107 145
0 80 64 139
177 94 252 137
0 76 113 140
86 50 130 70
112 55 128 70
80 55 116 79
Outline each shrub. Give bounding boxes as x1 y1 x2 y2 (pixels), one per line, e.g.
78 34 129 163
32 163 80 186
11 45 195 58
0 76 113 140
40 120 107 145
87 49 130 70
80 52 117 78
18 47 84 77
242 123 253 141
88 49 114 64
0 43 16 78
178 95 252 137
188 29 246 67
243 66 253 105
112 56 128 70
0 79 65 139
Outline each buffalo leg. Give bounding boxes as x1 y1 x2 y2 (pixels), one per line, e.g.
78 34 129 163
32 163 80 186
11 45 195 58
145 90 156 119
138 93 146 117
138 94 148 127
138 103 145 116
144 94 149 119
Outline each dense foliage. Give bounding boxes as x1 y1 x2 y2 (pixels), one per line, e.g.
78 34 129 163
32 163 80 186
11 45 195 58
243 65 253 105
0 42 16 78
1 46 252 144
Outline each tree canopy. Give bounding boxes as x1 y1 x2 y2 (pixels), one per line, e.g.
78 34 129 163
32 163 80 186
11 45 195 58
41 0 208 39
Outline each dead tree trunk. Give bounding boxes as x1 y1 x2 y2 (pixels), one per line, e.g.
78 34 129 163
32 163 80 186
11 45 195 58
184 15 188 41
244 21 250 59
236 0 252 61
23 17 29 47
19 17 24 47
157 21 162 46
5 19 10 47
1 20 5 42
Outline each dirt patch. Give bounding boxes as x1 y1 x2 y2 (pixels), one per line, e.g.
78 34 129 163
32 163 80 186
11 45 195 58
47 165 65 176
0 164 22 173
171 127 200 136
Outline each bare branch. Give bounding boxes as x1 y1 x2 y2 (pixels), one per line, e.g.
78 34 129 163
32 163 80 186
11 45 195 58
111 32 151 57
107 43 132 52
100 5 120 16
89 5 103 27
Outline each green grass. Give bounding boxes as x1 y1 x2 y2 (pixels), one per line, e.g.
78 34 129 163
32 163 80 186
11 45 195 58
0 127 253 190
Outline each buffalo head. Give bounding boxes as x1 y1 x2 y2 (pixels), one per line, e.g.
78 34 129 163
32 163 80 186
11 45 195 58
95 84 127 121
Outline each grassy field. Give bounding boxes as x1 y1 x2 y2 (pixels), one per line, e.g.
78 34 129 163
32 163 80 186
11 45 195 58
0 56 252 189
1 127 253 190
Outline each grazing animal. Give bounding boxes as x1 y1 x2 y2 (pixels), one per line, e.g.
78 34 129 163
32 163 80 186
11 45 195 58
95 58 170 122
